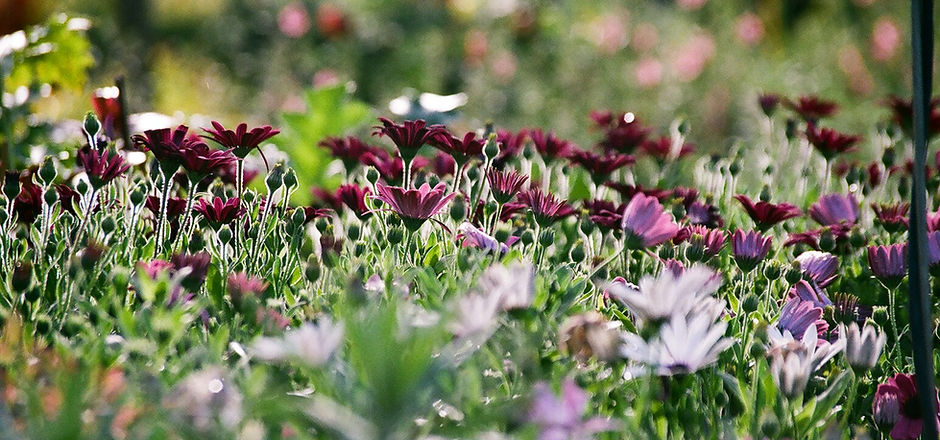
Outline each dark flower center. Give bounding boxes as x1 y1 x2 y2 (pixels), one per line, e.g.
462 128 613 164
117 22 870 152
901 393 923 419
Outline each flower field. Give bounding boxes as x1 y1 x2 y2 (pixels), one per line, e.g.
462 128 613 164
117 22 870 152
3 2 940 440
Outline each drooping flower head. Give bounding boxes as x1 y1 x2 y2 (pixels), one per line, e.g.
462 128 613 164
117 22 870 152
805 123 861 160
785 95 839 122
809 193 859 226
336 183 372 220
517 188 575 227
567 149 635 184
786 279 833 309
298 207 333 224
620 193 680 249
372 182 455 231
201 121 280 159
867 243 908 288
733 194 802 231
731 229 772 272
528 129 575 162
758 93 781 117
486 168 529 204
872 373 940 440
372 118 444 161
492 129 527 167
194 197 247 230
77 147 131 190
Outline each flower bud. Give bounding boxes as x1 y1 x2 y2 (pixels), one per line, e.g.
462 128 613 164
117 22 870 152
818 229 836 252
347 223 361 241
366 167 380 185
217 225 232 244
283 168 298 190
101 216 116 235
658 244 676 260
784 118 798 141
763 260 782 280
483 134 500 160
38 156 57 185
12 261 32 292
43 188 57 206
520 229 535 246
742 294 759 313
304 255 321 283
465 166 480 181
849 229 867 248
784 263 803 284
449 194 466 223
671 203 685 220
34 315 52 336
760 419 780 438
315 217 329 233
291 207 306 227
387 226 404 245
265 164 284 192
76 179 89 196
685 237 705 262
3 171 20 201
882 146 896 168
843 322 886 373
83 112 101 141
188 229 205 253
728 161 741 176
538 229 554 247
579 219 595 235
570 241 586 263
759 185 772 202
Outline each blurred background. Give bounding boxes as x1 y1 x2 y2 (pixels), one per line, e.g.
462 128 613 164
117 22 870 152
0 0 926 167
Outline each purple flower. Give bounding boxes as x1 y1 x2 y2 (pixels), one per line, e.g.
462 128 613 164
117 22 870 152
809 193 859 226
194 197 247 229
733 194 802 231
133 125 207 171
777 297 824 339
872 373 940 440
457 222 517 254
620 193 680 249
299 207 333 224
868 243 908 287
805 123 861 160
177 144 236 184
373 182 455 230
528 129 575 162
227 272 269 308
201 121 280 159
928 231 940 275
527 378 618 440
674 225 726 260
873 202 910 233
758 93 781 117
786 279 833 308
585 199 625 232
486 169 529 205
518 188 575 227
318 136 376 171
170 252 211 292
639 136 695 161
77 147 130 189
492 129 527 166
794 251 838 288
731 229 772 272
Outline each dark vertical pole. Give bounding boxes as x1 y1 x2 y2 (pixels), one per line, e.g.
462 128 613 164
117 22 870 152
910 1 937 438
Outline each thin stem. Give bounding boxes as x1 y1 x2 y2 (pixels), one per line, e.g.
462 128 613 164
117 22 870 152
154 170 173 258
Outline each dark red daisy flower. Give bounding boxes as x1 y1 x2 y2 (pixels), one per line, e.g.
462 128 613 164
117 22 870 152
785 95 839 122
873 202 910 233
425 151 457 177
132 125 207 171
170 251 211 291
639 136 695 161
784 230 822 251
318 136 376 171
177 144 235 185
12 180 42 224
91 87 124 140
373 182 455 230
603 182 673 202
592 111 651 154
336 183 372 220
734 194 802 231
201 121 280 159
674 225 727 259
372 118 445 161
528 129 575 162
493 129 528 167
868 162 885 188
872 373 940 440
311 187 342 210
567 149 635 183
299 207 333 224
757 93 781 117
194 196 247 229
487 169 529 204
146 195 187 219
77 147 130 190
430 131 485 165
805 123 861 160
584 199 625 232
884 95 940 138
517 188 574 227
55 184 80 216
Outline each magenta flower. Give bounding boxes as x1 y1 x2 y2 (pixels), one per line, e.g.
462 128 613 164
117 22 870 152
873 203 910 233
639 136 695 161
592 111 651 154
585 199 626 232
777 297 825 339
146 195 187 220
170 252 211 292
675 225 727 260
785 95 838 122
318 136 377 171
867 243 908 287
493 129 527 166
194 197 247 229
487 169 529 204
786 279 833 308
227 272 269 308
430 131 485 165
457 222 517 254
567 149 634 183
733 194 802 231
805 123 861 160
336 183 372 220
373 182 455 230
928 231 940 275
177 144 236 184
137 259 174 280
299 207 333 224
201 121 280 159
794 251 838 288
77 147 130 189
758 93 781 117
731 229 772 271
620 193 680 249
133 125 207 171
686 200 724 229
809 193 859 226
604 182 674 202
372 118 444 161
527 379 618 440
872 373 940 440
518 188 575 227
528 129 575 162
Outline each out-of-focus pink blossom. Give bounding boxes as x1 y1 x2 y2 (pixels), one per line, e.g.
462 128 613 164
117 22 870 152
871 17 901 62
632 23 658 52
634 58 663 88
673 33 715 82
735 13 765 47
278 2 311 38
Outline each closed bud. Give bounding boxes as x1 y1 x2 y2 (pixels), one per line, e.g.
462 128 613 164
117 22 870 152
217 225 232 244
34 315 52 336
304 256 321 283
83 112 101 140
784 119 798 141
671 203 685 220
38 156 57 185
685 237 705 261
12 261 32 292
366 167 380 185
898 177 909 198
484 200 498 218
449 194 466 222
538 229 555 247
283 168 298 190
465 166 480 181
242 190 256 205
760 419 780 437
315 217 329 233
742 294 759 313
354 242 366 256
76 179 89 196
520 229 535 246
43 188 57 206
291 207 306 227
494 228 510 243
728 161 741 176
849 229 867 248
759 185 772 202
265 164 284 192
784 263 803 284
846 166 860 184
101 216 116 234
188 229 205 252
658 245 676 260
882 146 896 168
763 260 782 280
0 207 6 224
818 229 836 252
579 219 595 235
3 171 20 201
387 226 404 245
483 134 500 160
347 223 361 241
570 241 585 263
749 341 767 359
